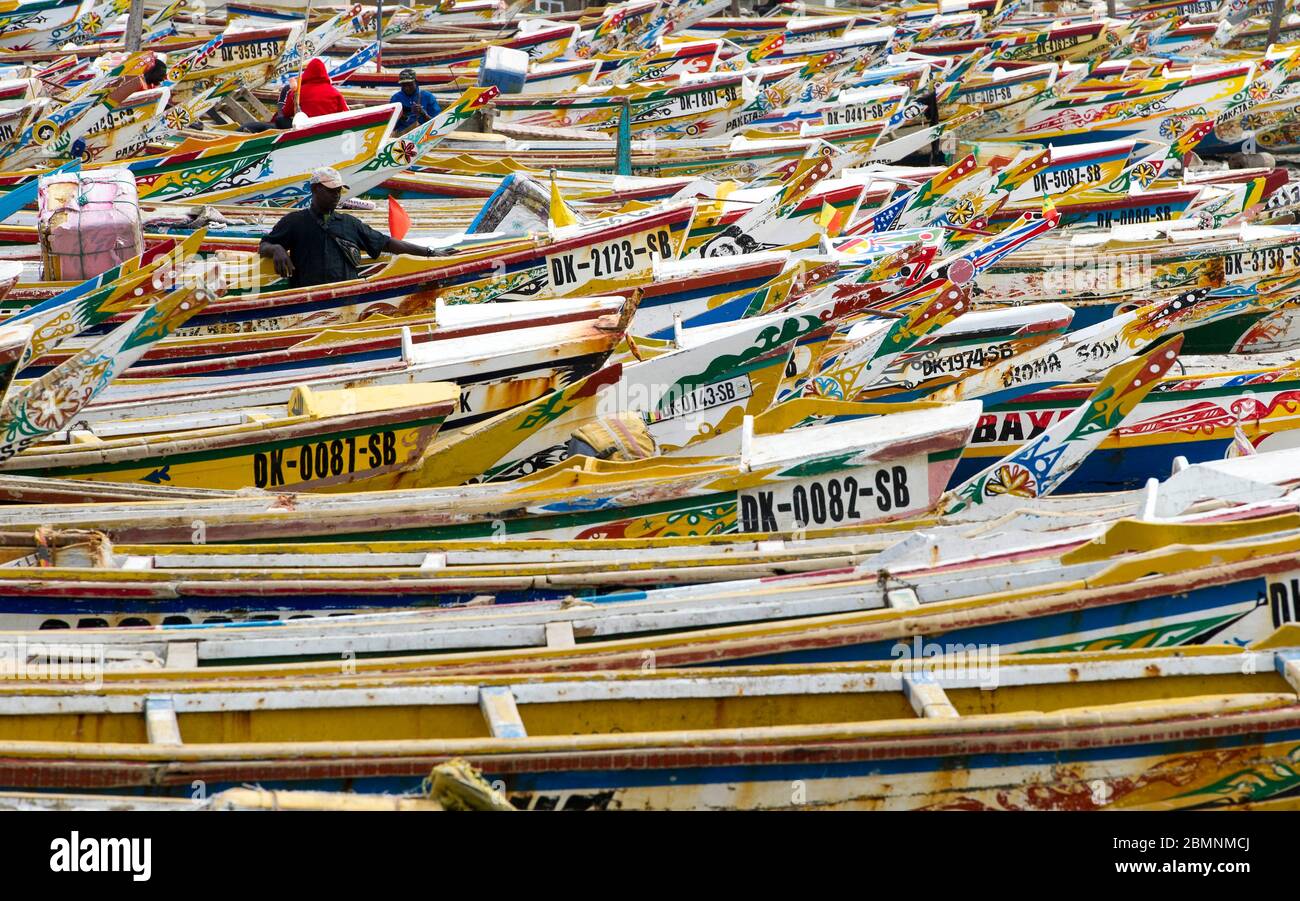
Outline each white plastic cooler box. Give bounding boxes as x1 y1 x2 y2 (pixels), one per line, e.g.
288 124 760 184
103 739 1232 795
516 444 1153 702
477 46 529 95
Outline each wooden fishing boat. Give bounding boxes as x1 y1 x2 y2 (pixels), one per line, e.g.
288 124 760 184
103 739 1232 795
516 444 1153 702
1 437 1296 633
491 67 797 140
30 517 1298 667
365 22 580 69
0 639 1296 809
806 302 1075 403
0 83 496 207
68 294 627 433
0 381 462 492
0 200 683 348
412 128 890 181
9 0 1300 819
232 0 509 28
167 25 301 97
951 356 1300 492
0 53 160 162
24 292 627 386
28 87 173 167
993 51 1300 147
0 279 222 458
2 103 396 205
2 467 1298 640
937 62 1056 122
323 58 599 99
972 222 1300 326
0 401 983 542
0 0 90 52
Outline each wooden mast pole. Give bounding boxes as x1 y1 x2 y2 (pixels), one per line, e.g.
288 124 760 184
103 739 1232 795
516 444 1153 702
125 0 145 51
1269 0 1286 45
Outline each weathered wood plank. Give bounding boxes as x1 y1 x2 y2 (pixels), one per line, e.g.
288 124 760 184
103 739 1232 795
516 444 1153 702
902 676 960 719
478 686 527 739
143 697 182 746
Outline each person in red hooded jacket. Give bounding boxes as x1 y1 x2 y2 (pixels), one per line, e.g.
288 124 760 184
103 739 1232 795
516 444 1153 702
281 58 348 119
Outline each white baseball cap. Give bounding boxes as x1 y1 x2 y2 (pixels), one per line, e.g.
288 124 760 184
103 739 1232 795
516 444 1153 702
309 166 347 189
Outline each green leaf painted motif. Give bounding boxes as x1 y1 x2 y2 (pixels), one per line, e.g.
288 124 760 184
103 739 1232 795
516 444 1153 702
1023 613 1248 654
1174 745 1300 805
516 390 577 433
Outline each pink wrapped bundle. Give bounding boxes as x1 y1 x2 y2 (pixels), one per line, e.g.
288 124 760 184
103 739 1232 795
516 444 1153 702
38 169 143 281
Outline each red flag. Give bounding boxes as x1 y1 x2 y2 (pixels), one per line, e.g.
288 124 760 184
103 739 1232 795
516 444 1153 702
388 196 411 240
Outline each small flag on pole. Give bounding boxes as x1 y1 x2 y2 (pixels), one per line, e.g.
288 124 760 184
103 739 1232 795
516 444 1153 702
1041 193 1059 226
549 169 578 228
817 200 845 238
388 195 411 240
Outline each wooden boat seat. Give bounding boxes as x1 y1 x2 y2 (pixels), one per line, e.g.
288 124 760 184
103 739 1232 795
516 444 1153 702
901 676 959 718
288 382 459 418
515 453 723 487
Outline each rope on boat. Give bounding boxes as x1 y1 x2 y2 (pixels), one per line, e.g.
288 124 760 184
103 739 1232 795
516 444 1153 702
424 758 516 811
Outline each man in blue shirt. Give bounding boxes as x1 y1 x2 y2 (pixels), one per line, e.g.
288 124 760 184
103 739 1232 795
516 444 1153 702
391 69 441 134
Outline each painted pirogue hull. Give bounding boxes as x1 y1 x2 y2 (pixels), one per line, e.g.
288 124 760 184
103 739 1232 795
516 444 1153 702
985 62 1255 146
126 541 1300 664
2 485 1298 646
1 533 1294 644
0 395 457 492
44 298 629 435
0 645 1297 809
0 405 978 543
513 720 1300 811
25 260 787 381
0 103 397 207
11 709 1300 809
950 363 1300 492
81 330 617 434
59 204 692 340
974 227 1300 312
414 128 884 181
0 0 83 51
333 59 598 95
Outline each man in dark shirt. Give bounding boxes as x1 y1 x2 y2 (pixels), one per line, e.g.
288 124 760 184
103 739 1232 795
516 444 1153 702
390 69 441 134
259 167 445 288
